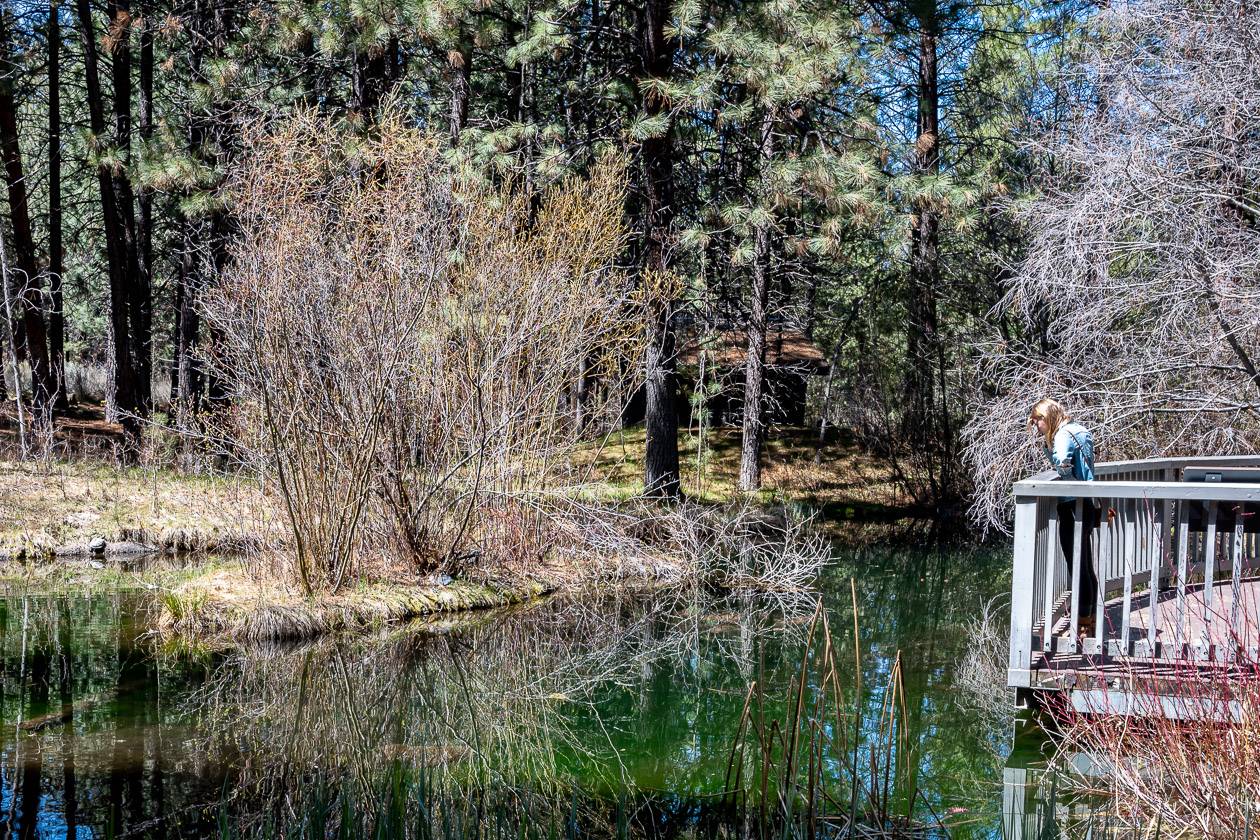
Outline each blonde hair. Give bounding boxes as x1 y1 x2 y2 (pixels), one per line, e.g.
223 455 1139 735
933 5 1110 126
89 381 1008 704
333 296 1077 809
1029 398 1070 448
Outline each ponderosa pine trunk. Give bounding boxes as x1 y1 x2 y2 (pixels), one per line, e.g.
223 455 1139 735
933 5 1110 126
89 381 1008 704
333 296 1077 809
903 13 940 451
108 0 151 415
738 108 776 493
135 0 154 412
75 0 141 434
639 0 680 498
0 8 55 421
177 0 238 418
173 0 225 420
48 0 66 410
353 36 400 125
448 28 472 142
904 10 957 504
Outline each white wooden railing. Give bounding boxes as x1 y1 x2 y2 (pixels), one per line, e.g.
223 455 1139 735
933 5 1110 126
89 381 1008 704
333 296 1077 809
1008 455 1260 689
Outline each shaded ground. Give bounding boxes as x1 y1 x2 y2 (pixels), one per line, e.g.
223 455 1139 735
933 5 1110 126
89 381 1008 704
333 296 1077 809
570 425 915 520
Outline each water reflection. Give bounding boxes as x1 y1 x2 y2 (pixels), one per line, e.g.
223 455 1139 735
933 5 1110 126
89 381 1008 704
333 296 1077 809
0 592 221 838
0 541 1040 838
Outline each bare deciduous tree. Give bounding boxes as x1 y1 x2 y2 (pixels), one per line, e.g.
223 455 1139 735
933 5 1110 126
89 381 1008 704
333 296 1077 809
206 109 649 593
966 0 1260 530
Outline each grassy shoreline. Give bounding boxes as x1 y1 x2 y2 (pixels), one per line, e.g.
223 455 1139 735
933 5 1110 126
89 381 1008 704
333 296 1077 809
157 568 557 644
0 459 280 559
0 426 899 644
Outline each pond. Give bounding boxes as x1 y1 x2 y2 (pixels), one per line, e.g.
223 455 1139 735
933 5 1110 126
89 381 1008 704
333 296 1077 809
0 540 1072 839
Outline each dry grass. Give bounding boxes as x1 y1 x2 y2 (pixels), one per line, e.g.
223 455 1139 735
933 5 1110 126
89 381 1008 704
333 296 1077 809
158 567 557 644
568 425 909 516
0 554 221 592
156 495 830 645
0 460 280 558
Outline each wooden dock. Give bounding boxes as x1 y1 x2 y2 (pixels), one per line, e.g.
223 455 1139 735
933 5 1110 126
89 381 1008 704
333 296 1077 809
1008 456 1260 720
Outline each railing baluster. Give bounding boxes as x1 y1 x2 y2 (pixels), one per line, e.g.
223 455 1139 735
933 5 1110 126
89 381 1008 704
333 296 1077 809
1118 497 1135 658
1043 504 1059 653
1230 507 1244 663
1201 501 1218 660
1145 498 1162 659
1175 498 1189 658
1093 498 1109 656
1063 498 1085 653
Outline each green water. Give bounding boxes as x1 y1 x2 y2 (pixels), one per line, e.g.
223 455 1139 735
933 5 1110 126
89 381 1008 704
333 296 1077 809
0 542 1051 838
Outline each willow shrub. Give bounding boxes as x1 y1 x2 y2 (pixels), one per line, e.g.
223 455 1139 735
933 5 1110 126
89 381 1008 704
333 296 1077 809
205 109 648 594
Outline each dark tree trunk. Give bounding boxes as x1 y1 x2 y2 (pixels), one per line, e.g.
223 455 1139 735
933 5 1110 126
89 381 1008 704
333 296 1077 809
448 29 472 142
639 0 680 498
75 0 141 435
108 0 152 415
175 219 203 417
738 108 776 492
173 0 234 420
903 13 940 450
48 0 66 410
0 8 56 420
352 36 400 124
136 0 154 410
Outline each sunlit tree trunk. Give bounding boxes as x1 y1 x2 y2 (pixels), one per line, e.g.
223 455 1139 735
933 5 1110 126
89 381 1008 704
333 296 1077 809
739 108 776 492
639 0 680 498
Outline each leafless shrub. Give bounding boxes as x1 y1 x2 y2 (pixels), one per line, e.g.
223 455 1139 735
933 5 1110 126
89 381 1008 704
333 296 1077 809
651 501 828 592
1051 661 1260 838
532 496 829 594
966 0 1260 530
953 596 1014 760
204 108 648 593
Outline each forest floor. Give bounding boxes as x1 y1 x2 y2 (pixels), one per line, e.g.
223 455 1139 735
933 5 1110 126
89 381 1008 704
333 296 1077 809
0 419 914 644
569 425 915 520
0 459 278 559
0 421 914 557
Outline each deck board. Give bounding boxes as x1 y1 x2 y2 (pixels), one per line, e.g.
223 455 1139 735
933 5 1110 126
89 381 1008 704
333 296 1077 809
1051 577 1260 655
1028 578 1260 716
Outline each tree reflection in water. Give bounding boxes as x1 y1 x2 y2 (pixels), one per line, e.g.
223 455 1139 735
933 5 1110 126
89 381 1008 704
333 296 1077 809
0 540 1026 838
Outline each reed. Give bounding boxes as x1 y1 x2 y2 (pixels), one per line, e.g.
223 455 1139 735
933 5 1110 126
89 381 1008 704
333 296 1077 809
1049 652 1260 839
722 588 940 838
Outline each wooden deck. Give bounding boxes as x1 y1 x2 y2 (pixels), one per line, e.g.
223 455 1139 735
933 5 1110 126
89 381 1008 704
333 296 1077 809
1007 456 1260 719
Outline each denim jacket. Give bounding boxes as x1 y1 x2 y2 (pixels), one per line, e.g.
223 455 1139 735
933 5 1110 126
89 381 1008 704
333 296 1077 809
1044 422 1095 483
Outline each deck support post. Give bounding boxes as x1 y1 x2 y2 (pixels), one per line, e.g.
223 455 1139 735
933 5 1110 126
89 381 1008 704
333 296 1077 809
1008 495 1038 688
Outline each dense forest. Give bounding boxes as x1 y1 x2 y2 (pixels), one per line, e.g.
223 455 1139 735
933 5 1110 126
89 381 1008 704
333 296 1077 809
1 0 1096 518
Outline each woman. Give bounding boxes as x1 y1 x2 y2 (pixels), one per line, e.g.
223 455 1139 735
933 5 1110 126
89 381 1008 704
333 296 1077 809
1030 398 1099 634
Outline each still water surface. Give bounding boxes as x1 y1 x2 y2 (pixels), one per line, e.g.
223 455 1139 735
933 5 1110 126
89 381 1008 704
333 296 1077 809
0 542 1063 838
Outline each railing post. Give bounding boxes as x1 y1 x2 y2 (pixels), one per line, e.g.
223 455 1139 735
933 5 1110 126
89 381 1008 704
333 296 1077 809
1198 501 1218 660
1091 497 1109 656
1065 497 1085 654
1009 493 1039 688
1175 497 1190 658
